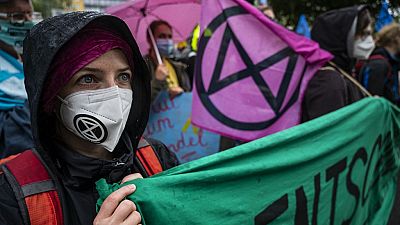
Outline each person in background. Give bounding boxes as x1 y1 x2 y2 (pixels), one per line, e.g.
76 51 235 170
0 11 178 224
172 24 200 87
0 0 34 158
259 5 276 20
145 20 191 102
302 5 374 122
358 23 400 105
303 7 400 225
356 22 400 225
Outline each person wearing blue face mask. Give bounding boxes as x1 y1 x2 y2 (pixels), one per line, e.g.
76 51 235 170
144 20 191 103
357 23 400 106
0 0 34 158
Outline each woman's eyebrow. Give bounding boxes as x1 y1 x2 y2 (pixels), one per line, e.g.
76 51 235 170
78 67 131 73
78 67 102 73
117 67 131 72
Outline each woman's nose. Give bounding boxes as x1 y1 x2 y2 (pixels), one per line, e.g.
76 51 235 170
103 76 117 88
25 14 32 21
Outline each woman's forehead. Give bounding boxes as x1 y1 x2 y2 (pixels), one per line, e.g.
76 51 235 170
0 0 32 13
82 49 132 70
155 24 172 36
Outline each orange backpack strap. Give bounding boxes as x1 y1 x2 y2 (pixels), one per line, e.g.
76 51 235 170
1 150 63 225
135 139 163 176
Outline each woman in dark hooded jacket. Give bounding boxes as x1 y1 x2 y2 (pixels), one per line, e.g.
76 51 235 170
301 5 374 122
0 12 178 225
302 7 400 224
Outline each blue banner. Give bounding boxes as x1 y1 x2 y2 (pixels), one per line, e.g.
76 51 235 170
144 92 220 163
375 1 393 32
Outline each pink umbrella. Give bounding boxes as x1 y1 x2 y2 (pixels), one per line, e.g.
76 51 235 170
106 0 201 56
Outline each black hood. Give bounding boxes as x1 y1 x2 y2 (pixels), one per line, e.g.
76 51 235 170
311 5 368 72
22 12 151 157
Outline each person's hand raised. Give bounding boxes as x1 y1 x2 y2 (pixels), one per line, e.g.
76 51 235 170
169 86 184 99
155 64 169 81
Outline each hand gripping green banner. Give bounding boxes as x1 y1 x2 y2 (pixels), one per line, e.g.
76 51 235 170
97 97 400 225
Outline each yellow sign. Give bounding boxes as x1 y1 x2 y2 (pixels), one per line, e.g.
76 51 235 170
70 0 85 11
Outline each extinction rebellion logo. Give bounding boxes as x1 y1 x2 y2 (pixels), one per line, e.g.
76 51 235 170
73 114 108 143
195 6 307 131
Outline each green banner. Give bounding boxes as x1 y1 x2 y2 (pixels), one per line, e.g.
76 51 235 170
97 97 400 225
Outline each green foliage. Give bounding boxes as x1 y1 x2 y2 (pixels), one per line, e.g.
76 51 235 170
32 0 72 18
268 0 400 28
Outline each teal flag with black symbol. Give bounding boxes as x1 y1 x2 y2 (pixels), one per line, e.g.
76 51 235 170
97 97 400 225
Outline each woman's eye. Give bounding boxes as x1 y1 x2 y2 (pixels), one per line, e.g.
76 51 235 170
118 73 131 82
78 75 95 84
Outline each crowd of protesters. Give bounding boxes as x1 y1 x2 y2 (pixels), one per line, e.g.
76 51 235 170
0 0 399 224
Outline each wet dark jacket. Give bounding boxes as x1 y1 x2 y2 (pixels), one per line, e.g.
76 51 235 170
144 55 191 102
0 12 178 225
302 6 365 122
358 47 400 105
0 101 33 158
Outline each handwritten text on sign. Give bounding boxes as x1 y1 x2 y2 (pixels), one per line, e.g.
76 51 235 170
143 92 220 163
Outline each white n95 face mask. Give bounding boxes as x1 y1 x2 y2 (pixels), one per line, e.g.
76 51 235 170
353 35 375 60
58 86 133 152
